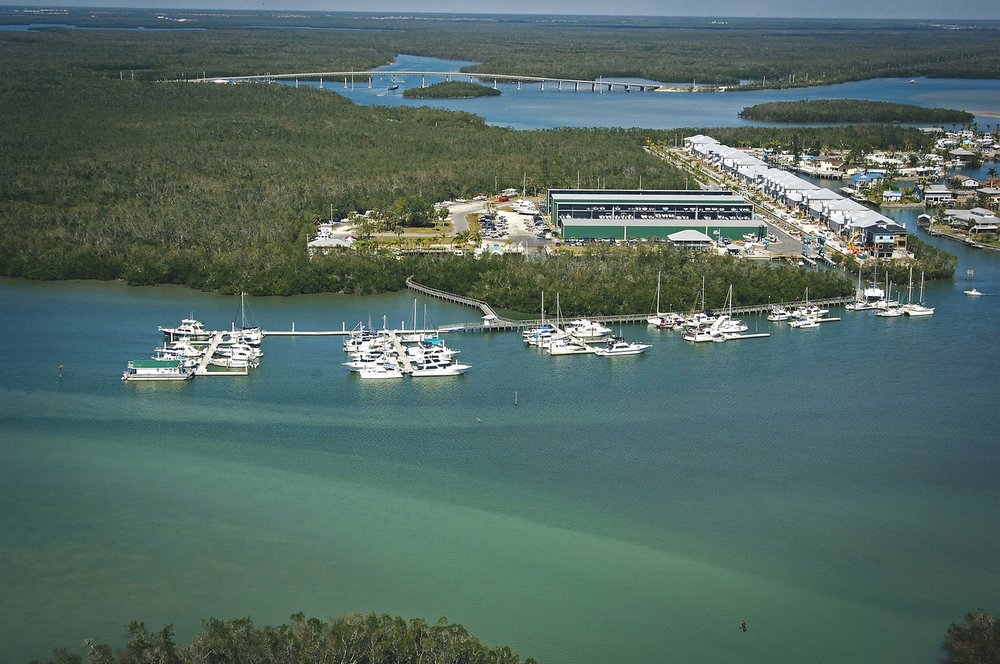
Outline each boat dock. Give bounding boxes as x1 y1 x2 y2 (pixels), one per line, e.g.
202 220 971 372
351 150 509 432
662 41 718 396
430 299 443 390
385 331 414 373
193 331 250 376
403 277 853 333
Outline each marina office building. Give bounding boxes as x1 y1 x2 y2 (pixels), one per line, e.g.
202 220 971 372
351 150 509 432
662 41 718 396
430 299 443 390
546 189 765 241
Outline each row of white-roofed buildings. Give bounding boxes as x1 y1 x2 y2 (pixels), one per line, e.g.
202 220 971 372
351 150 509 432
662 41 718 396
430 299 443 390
684 135 909 259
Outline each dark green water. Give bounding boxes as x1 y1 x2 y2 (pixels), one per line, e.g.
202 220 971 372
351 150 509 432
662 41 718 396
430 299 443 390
1 250 998 662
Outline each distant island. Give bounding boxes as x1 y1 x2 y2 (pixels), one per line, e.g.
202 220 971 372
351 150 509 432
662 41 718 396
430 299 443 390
739 99 974 124
404 81 501 99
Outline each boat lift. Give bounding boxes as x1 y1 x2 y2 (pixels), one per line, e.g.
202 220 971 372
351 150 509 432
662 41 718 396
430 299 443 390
801 234 826 259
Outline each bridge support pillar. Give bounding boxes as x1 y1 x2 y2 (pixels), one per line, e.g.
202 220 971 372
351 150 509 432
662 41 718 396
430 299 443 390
422 76 426 88
344 77 348 89
540 81 544 91
368 77 372 88
517 80 521 91
294 78 298 88
319 77 324 89
558 80 562 91
575 82 579 91
494 79 497 89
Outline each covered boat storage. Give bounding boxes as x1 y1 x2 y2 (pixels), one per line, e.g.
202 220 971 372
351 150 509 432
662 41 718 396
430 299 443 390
546 189 764 241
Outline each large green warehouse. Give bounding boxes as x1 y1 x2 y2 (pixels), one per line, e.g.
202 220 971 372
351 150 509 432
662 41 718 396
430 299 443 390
546 189 765 241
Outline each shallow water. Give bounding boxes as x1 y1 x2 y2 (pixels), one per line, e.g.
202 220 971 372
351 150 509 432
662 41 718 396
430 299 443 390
2 264 998 662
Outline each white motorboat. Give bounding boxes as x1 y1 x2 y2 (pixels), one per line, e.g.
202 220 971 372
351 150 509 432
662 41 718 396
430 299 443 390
410 358 472 377
547 339 595 355
964 288 982 296
510 199 539 214
209 355 258 369
564 318 612 341
683 326 722 342
122 359 194 382
788 316 820 329
357 361 404 379
158 318 212 342
595 337 651 356
152 340 203 361
767 307 790 321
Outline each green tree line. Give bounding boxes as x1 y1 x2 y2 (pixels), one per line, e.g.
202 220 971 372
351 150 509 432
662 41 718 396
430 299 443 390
403 82 501 99
3 11 1000 87
32 612 535 664
739 99 974 124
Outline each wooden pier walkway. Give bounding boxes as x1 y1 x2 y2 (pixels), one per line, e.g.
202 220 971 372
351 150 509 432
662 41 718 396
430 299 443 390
403 277 854 333
385 331 413 373
193 331 249 376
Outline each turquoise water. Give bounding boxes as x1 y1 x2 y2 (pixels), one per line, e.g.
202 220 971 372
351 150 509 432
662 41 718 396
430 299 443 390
2 249 998 662
317 55 1000 130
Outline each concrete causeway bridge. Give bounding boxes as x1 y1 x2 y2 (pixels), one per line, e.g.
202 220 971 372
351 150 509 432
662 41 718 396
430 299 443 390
190 70 668 93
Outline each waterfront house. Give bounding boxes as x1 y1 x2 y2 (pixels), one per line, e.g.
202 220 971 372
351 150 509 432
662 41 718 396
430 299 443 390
944 208 1000 230
919 184 955 206
977 187 1000 207
960 177 981 189
882 190 903 203
856 219 908 258
851 172 884 191
948 148 976 163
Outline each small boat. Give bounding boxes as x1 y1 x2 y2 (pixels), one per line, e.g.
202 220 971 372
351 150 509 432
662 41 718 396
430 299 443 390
357 361 404 379
788 316 820 329
875 306 904 318
410 358 471 377
564 318 612 342
767 307 790 321
158 318 212 342
964 288 982 296
595 336 651 356
122 359 194 382
547 339 595 355
683 326 722 342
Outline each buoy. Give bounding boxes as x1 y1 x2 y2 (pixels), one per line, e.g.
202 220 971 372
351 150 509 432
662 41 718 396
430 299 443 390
740 620 747 632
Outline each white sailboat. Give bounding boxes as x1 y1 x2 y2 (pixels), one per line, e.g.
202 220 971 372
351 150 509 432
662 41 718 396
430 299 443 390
904 271 934 316
876 281 904 317
647 271 670 326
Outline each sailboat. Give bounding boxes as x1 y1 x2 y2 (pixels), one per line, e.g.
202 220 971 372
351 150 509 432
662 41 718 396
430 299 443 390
876 281 904 317
401 299 423 342
233 292 262 345
647 271 669 326
903 271 935 316
845 265 874 311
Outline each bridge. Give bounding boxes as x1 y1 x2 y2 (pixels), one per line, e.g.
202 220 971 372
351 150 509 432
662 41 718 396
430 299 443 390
189 70 672 93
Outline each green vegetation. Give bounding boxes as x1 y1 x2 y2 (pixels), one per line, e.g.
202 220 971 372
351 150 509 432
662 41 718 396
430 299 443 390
739 99 974 124
944 609 1000 664
32 612 535 664
833 236 957 286
3 9 1000 87
415 245 853 316
404 81 501 99
0 31 683 294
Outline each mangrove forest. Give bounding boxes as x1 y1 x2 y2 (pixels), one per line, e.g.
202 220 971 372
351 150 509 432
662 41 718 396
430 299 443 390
403 82 502 99
739 99 975 124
